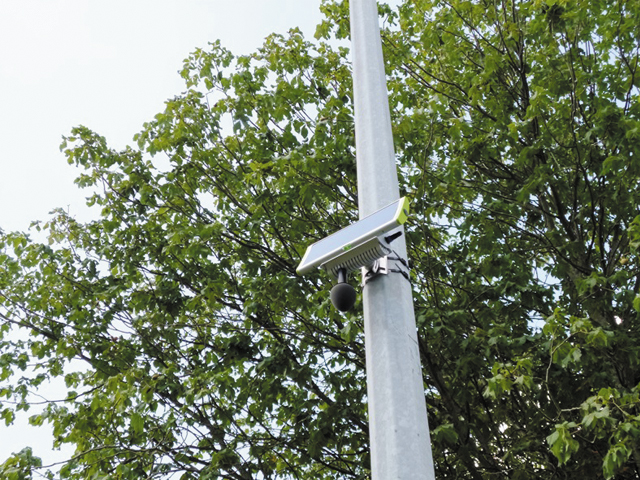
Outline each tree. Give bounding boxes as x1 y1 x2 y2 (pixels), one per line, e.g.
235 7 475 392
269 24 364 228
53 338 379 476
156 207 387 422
1 0 639 478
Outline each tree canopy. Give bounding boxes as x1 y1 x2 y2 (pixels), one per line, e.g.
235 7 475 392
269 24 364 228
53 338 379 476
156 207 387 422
2 0 640 478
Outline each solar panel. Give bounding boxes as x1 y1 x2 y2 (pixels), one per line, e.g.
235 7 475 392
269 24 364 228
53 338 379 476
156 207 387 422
296 197 409 276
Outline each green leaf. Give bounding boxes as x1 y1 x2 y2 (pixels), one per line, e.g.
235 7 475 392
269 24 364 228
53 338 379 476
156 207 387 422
547 422 579 465
130 412 144 437
603 443 631 479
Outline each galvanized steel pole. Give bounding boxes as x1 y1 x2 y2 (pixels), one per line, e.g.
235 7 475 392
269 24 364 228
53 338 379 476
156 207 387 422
349 1 436 478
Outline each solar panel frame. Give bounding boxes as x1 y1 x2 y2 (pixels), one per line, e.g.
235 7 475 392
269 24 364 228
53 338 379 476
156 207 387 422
296 197 409 275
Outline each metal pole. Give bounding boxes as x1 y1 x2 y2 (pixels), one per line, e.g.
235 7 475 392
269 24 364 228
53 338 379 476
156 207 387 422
349 1 436 479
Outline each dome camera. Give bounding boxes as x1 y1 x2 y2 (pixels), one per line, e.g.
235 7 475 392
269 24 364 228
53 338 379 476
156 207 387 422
330 268 357 312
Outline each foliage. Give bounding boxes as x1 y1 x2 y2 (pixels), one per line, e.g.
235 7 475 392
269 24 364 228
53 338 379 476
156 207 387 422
0 448 42 480
1 0 640 478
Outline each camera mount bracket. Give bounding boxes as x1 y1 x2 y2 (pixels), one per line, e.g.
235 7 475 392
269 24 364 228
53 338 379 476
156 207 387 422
361 253 410 287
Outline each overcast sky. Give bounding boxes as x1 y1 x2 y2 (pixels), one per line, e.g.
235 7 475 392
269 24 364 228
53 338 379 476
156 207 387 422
0 0 323 234
0 0 323 469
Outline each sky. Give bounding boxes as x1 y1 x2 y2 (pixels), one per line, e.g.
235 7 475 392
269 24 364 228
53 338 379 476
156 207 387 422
0 0 323 470
0 0 323 234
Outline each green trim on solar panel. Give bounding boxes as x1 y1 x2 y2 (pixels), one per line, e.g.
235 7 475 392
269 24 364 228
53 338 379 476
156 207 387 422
296 197 410 275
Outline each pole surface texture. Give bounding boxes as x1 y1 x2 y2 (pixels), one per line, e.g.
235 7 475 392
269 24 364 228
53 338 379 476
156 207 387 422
350 1 436 479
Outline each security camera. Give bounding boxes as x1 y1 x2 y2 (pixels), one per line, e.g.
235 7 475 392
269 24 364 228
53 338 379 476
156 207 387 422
330 268 357 312
297 197 410 311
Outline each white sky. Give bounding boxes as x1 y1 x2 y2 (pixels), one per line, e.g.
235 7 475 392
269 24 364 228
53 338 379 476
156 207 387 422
0 0 323 470
0 0 323 233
